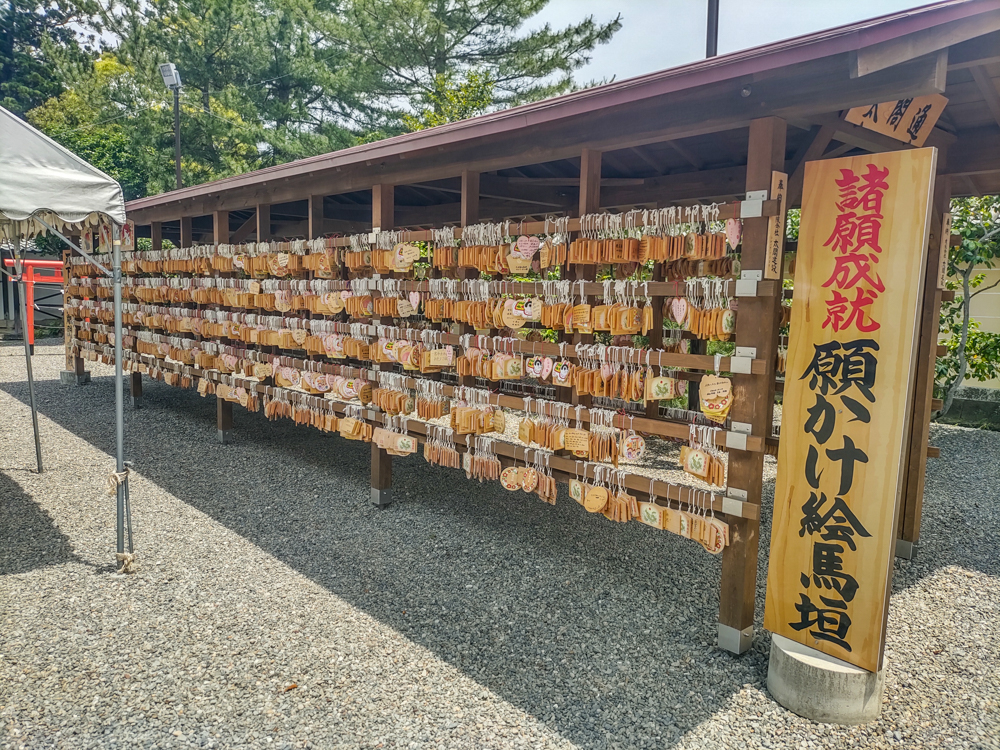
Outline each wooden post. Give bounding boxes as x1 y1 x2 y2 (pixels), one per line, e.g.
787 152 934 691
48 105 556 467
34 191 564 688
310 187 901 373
645 264 666 419
213 208 232 442
308 195 324 239
461 171 479 229
718 116 787 655
61 247 89 384
217 396 233 444
256 203 271 242
130 371 143 409
457 172 480 383
371 184 394 507
569 149 601 408
214 210 230 245
180 217 193 249
372 184 394 231
150 222 162 253
896 170 952 558
579 149 602 218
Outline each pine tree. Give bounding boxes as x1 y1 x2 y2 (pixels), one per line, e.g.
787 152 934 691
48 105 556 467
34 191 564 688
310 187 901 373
322 0 621 116
0 0 94 116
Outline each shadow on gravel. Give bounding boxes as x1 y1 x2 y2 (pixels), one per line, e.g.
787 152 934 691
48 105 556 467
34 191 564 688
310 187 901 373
0 471 81 575
6 364 996 748
889 423 1000 593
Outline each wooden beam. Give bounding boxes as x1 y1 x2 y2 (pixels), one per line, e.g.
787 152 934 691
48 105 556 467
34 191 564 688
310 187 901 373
256 203 271 242
852 11 1000 77
719 116 786 655
946 30 1000 70
180 216 192 249
600 165 748 207
970 65 1000 129
461 171 479 228
824 142 854 159
150 221 162 253
506 176 642 186
213 210 229 244
372 184 393 230
414 176 567 208
942 126 1000 176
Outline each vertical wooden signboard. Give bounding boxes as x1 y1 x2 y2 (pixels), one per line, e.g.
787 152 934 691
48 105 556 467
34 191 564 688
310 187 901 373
764 171 788 280
937 213 952 290
764 148 937 672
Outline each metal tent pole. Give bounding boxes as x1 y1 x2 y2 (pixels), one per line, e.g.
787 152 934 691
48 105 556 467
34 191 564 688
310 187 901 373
14 235 43 473
112 228 129 558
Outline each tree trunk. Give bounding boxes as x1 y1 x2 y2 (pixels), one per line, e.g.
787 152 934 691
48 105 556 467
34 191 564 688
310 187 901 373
940 263 975 416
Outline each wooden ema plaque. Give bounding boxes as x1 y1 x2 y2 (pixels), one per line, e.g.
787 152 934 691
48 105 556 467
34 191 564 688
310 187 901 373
763 148 937 672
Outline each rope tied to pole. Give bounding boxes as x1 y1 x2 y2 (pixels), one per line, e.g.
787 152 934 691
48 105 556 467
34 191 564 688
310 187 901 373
106 467 130 496
116 551 138 574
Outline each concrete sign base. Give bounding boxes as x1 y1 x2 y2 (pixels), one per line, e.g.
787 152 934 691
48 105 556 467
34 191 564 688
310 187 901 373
767 634 886 724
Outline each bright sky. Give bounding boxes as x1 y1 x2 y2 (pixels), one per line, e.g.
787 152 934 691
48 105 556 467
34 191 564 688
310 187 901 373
532 0 928 84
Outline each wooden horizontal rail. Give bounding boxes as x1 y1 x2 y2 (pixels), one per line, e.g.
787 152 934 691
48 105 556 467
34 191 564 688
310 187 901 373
314 200 782 247
69 275 782 300
927 446 941 458
71 321 764 451
77 339 758 520
67 301 766 374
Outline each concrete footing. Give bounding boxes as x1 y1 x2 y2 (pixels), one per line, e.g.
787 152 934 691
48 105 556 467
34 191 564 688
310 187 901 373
371 487 392 508
60 370 91 385
130 396 143 409
895 539 918 560
218 429 231 445
767 633 886 724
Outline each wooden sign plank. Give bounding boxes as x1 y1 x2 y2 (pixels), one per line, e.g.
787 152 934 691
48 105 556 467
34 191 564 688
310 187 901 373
844 94 948 148
937 212 952 290
764 171 788 280
764 148 938 672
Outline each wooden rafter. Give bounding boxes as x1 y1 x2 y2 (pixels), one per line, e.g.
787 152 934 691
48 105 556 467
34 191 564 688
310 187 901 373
629 146 666 174
970 65 1000 129
787 124 836 205
666 140 702 170
230 214 256 244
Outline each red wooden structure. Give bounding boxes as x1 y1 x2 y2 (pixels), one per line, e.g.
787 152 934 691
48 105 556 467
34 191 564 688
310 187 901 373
4 258 63 345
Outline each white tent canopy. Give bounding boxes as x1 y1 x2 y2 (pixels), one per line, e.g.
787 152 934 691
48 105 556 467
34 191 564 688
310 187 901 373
0 104 134 572
0 105 126 238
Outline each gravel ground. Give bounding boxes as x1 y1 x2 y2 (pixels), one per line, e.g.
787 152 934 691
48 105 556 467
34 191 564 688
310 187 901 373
1 338 998 750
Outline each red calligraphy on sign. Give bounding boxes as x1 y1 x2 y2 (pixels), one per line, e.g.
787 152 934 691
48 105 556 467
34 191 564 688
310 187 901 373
822 164 889 333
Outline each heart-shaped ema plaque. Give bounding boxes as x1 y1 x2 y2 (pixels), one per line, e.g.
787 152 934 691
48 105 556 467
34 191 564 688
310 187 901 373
670 297 688 325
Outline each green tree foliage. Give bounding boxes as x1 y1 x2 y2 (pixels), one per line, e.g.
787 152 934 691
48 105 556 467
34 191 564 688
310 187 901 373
20 0 621 198
324 0 621 111
0 0 95 116
402 70 495 130
27 55 150 199
935 196 1000 415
